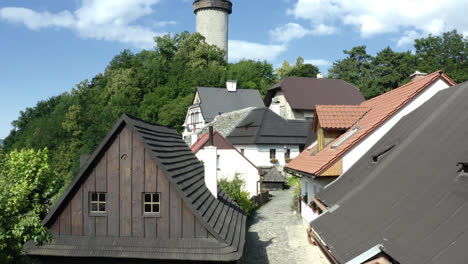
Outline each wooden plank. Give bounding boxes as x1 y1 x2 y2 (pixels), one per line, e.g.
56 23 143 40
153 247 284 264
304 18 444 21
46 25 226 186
182 203 195 238
82 170 95 236
169 183 182 238
119 126 132 237
71 186 83 236
50 218 60 235
195 218 208 238
107 134 120 237
95 217 107 236
157 168 170 239
95 153 107 192
59 203 71 235
144 150 157 237
131 133 145 237
321 158 343 176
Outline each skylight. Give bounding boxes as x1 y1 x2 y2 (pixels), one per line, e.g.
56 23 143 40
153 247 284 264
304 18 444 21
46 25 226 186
331 126 362 149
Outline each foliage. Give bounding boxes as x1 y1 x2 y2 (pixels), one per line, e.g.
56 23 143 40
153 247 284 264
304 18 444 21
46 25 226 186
275 56 320 79
328 30 468 99
218 175 256 216
3 31 277 201
0 148 57 263
288 176 302 210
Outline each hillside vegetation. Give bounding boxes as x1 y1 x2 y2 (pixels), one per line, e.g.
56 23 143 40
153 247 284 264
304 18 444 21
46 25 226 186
2 30 467 201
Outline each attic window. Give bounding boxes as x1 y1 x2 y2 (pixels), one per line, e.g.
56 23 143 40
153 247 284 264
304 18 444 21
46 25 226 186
371 145 395 163
331 126 362 149
143 193 161 216
90 193 106 213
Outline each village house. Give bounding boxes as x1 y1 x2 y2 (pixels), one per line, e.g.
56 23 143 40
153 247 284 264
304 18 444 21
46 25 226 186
285 71 456 224
25 114 246 263
309 81 468 264
264 76 365 120
182 81 264 146
226 107 316 167
191 127 263 198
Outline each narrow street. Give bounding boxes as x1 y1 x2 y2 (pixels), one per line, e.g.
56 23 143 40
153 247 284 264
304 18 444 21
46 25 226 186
242 188 329 264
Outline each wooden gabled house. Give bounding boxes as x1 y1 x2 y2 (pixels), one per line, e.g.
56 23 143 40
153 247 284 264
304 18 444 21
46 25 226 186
25 114 246 263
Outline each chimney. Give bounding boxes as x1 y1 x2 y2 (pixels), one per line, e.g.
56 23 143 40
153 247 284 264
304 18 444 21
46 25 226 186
204 127 218 198
317 73 324 79
410 71 427 81
226 80 237 92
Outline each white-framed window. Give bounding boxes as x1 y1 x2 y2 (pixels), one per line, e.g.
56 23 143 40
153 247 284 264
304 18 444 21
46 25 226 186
143 193 161 216
90 192 106 213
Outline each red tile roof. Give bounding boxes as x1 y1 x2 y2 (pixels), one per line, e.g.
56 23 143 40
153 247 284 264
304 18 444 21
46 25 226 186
313 105 371 131
191 131 263 175
286 70 456 176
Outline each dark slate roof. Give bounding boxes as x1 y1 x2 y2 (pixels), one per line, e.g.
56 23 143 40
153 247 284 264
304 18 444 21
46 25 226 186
259 167 287 183
26 114 246 262
311 82 468 264
226 107 316 146
196 87 264 122
264 77 365 110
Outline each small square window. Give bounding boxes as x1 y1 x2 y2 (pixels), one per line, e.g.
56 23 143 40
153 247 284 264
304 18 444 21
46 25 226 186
143 193 160 215
270 149 276 159
90 192 106 213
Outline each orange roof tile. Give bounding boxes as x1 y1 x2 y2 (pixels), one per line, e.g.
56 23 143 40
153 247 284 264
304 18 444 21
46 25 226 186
286 70 456 176
314 105 371 131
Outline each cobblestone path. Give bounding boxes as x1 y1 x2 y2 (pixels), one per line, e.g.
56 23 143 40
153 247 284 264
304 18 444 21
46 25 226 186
242 188 329 264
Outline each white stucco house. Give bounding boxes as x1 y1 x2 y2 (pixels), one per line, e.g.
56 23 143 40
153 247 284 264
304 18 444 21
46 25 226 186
285 70 457 224
263 76 365 121
182 81 264 146
226 107 316 167
191 129 262 197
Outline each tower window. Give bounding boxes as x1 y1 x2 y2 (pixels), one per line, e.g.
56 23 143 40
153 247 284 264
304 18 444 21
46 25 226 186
143 193 161 216
90 193 106 213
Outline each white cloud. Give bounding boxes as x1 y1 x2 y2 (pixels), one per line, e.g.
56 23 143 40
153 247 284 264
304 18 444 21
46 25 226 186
270 22 336 43
304 59 331 66
287 0 468 41
0 0 167 49
397 30 422 47
229 40 287 61
153 20 176 28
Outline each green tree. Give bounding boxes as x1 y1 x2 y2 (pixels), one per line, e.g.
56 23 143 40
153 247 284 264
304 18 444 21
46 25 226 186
227 60 277 95
0 148 57 263
414 30 468 83
275 56 320 79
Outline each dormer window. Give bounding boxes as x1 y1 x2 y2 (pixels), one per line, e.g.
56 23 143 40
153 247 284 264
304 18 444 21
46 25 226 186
458 162 468 175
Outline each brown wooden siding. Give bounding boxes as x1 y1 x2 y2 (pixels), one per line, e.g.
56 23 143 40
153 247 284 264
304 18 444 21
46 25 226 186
50 124 209 239
321 159 343 176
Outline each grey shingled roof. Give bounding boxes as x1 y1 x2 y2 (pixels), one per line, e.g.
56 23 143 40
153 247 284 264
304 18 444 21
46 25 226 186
226 107 316 146
264 77 365 110
26 114 246 262
197 107 255 138
311 82 468 263
197 87 264 122
259 167 287 183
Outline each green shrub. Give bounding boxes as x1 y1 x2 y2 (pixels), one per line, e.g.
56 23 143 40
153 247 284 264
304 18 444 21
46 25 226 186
218 175 256 216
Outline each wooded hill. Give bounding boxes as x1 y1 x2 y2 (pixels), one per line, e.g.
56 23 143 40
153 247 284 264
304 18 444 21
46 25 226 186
2 30 467 201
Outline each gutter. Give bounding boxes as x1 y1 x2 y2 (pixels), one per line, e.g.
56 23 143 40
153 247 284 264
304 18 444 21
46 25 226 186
309 228 340 264
345 244 383 264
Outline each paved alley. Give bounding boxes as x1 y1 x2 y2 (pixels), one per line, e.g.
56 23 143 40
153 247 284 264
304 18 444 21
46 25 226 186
242 188 329 264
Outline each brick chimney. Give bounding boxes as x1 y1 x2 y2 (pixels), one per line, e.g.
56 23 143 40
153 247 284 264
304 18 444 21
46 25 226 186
410 71 427 81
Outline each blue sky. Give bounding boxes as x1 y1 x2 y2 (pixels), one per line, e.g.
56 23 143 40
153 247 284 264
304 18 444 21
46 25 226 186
0 0 467 139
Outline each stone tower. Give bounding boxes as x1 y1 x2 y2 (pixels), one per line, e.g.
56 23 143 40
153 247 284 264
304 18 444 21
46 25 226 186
193 0 232 60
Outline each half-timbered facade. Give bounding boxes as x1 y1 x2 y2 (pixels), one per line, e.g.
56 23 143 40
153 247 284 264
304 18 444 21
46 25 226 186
26 114 246 263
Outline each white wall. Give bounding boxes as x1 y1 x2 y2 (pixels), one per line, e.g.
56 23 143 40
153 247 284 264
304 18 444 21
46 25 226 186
342 79 452 173
182 105 207 145
301 177 333 223
196 148 260 197
196 9 228 59
234 144 300 167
